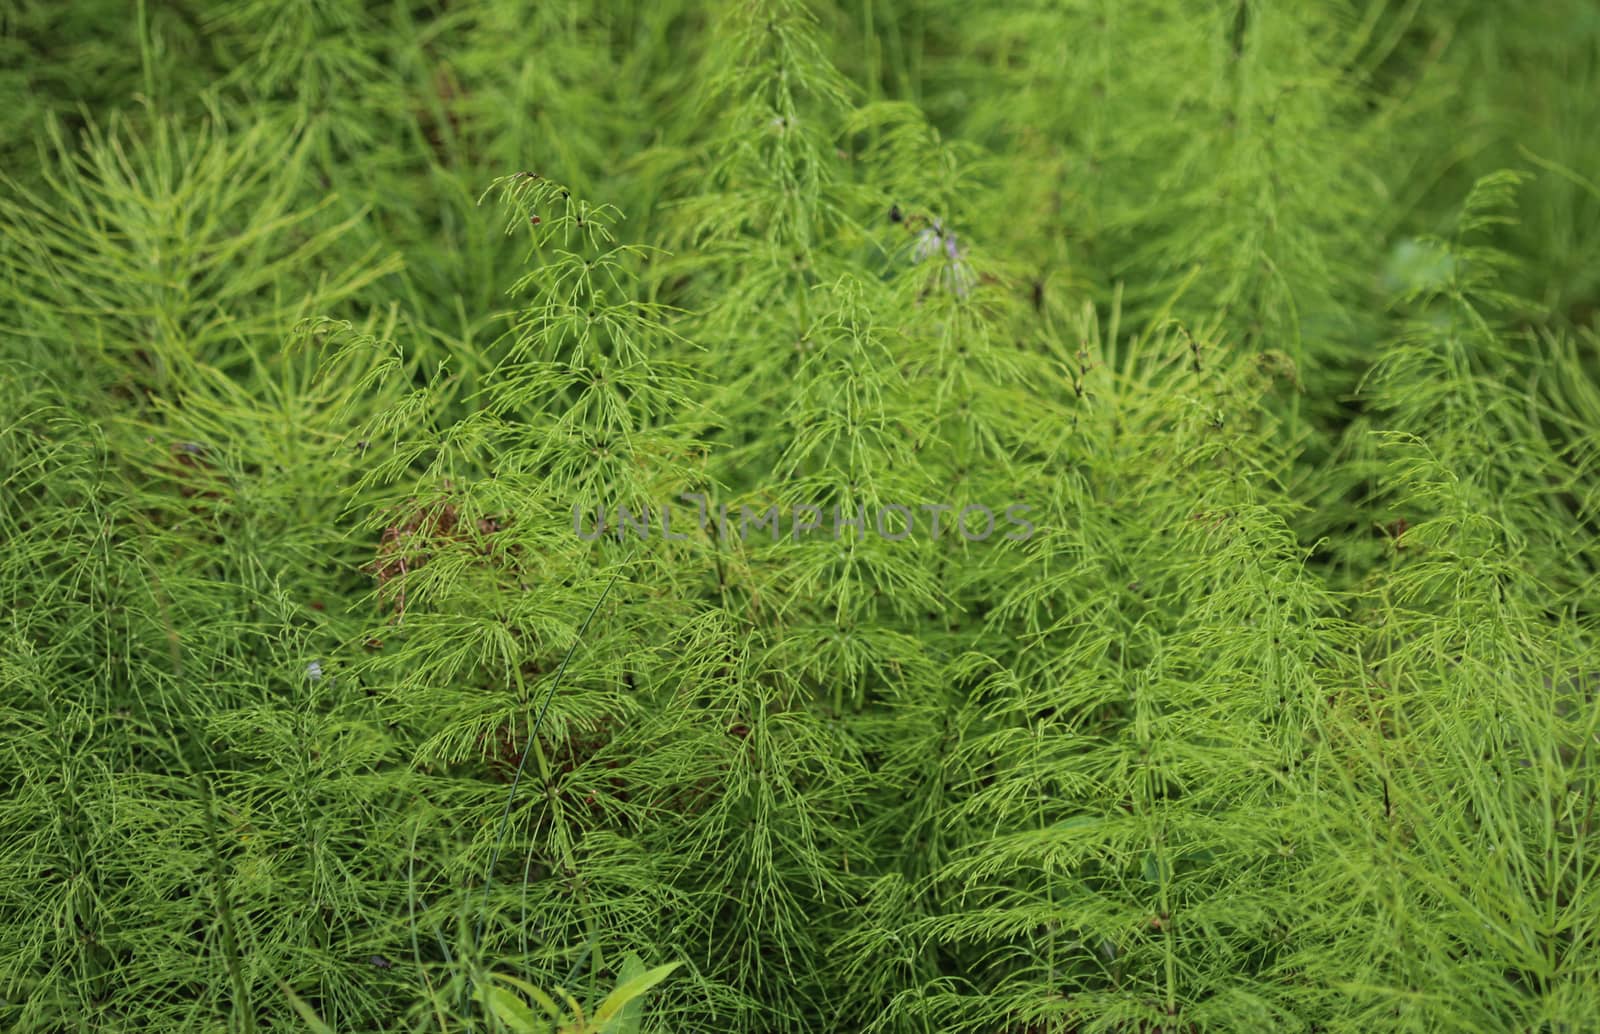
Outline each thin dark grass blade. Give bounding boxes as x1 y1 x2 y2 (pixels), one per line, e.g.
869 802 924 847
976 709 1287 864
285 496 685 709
458 567 622 1019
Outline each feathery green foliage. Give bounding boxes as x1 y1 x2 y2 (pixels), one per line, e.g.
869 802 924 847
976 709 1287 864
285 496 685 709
3 1 1598 1031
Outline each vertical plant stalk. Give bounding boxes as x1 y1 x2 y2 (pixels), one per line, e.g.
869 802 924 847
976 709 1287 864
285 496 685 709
198 773 256 1034
460 567 622 1019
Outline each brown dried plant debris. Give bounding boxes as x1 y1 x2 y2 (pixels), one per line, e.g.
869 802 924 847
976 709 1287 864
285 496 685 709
370 493 508 619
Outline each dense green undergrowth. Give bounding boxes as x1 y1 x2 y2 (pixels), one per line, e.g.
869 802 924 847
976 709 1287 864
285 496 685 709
3 0 1599 1031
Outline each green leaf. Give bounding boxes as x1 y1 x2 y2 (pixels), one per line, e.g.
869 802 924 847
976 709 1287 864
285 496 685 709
475 984 550 1033
592 959 682 1029
596 953 645 1034
491 973 569 1023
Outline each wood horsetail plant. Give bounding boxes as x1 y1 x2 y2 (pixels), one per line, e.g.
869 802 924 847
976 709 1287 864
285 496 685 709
3 0 1600 1032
